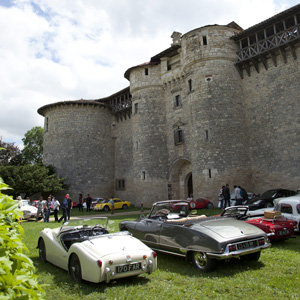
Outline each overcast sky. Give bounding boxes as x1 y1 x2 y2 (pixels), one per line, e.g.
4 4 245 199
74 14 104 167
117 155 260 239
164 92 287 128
0 0 299 147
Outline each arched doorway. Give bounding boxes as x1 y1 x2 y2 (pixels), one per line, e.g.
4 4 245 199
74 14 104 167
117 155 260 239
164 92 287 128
168 158 192 199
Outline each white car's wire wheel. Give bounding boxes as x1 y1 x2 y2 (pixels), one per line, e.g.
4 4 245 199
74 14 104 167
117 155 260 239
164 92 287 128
38 239 47 262
191 252 216 272
69 254 82 283
190 202 196 209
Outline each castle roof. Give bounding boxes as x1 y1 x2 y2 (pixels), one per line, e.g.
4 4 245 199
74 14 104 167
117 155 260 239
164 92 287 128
37 99 107 116
232 3 300 40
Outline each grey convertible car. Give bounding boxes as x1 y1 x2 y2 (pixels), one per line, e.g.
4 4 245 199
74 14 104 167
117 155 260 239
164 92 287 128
119 200 271 272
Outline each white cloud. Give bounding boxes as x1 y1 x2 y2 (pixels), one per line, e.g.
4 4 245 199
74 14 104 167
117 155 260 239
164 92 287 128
0 0 298 146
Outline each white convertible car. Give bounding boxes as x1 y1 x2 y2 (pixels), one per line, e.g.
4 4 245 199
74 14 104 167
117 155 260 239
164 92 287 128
37 217 157 283
16 199 38 220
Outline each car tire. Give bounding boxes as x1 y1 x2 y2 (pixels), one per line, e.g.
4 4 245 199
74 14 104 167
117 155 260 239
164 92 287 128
190 202 196 209
38 238 47 262
103 206 109 212
240 251 261 262
69 254 82 283
191 251 217 272
265 202 273 208
122 204 128 209
206 202 214 209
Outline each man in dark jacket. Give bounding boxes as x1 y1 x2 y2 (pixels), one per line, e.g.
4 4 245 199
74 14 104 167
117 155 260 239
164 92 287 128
58 196 68 223
222 184 231 208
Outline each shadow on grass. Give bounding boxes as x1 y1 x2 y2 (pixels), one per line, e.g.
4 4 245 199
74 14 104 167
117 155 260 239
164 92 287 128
154 251 265 278
32 256 151 295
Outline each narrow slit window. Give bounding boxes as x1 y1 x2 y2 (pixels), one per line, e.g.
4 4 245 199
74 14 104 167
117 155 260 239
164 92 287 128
208 169 212 178
175 95 181 107
134 103 139 114
142 171 146 180
188 79 193 92
145 68 148 75
174 128 184 145
205 130 209 140
202 36 207 45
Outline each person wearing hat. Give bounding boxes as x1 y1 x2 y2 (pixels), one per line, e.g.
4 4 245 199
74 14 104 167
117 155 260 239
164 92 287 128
58 195 68 223
66 194 73 220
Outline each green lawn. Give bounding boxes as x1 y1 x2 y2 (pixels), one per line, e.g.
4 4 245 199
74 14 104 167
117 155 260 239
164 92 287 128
21 209 300 300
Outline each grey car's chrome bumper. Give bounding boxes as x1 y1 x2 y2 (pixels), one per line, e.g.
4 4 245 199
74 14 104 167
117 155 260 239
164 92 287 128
207 241 271 260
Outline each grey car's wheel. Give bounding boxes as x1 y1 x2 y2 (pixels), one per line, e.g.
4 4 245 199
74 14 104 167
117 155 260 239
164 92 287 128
122 204 128 209
38 238 47 262
265 202 273 208
240 251 261 262
103 206 109 212
69 254 82 283
191 252 216 272
206 202 214 209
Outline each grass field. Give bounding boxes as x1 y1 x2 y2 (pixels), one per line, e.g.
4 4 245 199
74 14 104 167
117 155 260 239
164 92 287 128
21 208 300 300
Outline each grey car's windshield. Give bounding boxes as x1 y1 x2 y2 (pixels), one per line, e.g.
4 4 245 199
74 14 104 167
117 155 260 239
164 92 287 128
261 190 277 198
149 201 189 219
60 217 108 233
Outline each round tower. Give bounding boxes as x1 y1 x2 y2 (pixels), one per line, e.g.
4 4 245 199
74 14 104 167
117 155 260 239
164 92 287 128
180 24 252 199
38 100 114 200
125 63 169 206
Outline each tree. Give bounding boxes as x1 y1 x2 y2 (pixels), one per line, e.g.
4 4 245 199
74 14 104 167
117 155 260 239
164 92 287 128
0 137 23 166
0 165 67 198
21 126 44 165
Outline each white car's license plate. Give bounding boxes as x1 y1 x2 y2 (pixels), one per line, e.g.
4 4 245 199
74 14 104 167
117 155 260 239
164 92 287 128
116 262 141 273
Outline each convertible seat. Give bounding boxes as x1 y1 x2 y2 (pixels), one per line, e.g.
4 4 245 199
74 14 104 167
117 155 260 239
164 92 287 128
165 215 207 224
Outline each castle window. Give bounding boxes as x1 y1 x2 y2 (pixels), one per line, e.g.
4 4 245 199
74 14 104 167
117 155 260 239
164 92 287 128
208 169 212 178
174 95 182 107
202 36 207 45
205 130 209 140
134 103 139 114
116 179 125 190
142 171 146 180
145 68 149 75
188 79 193 92
174 128 184 145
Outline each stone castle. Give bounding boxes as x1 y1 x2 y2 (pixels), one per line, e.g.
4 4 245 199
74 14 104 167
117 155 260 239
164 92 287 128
38 4 300 207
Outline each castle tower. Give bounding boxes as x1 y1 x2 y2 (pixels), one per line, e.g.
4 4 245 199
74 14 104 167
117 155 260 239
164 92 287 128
38 100 114 199
125 63 169 206
179 24 252 196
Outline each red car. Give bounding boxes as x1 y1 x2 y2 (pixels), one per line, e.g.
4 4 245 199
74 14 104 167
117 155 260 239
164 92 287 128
188 198 214 209
221 206 297 242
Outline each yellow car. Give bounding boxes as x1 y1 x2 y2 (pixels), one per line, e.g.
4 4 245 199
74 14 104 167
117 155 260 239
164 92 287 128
93 198 131 211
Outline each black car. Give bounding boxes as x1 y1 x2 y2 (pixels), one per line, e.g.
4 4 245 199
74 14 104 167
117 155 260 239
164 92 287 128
247 189 296 210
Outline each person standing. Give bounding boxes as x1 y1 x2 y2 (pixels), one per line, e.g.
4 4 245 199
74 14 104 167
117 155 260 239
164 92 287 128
78 193 83 212
58 196 68 223
52 197 60 222
35 197 44 222
222 184 231 208
66 194 73 220
234 185 242 205
109 198 115 214
240 186 248 204
44 196 51 223
86 194 92 212
218 187 225 209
